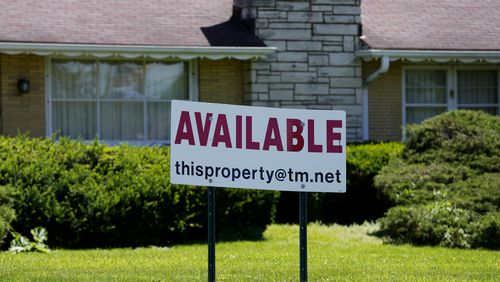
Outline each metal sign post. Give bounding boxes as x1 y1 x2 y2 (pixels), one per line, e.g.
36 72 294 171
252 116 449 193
208 186 216 282
299 192 308 282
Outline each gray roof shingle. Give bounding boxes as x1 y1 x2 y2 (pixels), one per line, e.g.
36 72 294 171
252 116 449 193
361 0 500 51
0 0 262 47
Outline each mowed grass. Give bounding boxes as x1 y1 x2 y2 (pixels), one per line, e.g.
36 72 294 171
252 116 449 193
0 224 499 281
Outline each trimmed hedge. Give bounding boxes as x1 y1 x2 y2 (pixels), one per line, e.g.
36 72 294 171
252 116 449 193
379 202 476 248
0 185 15 246
404 109 500 172
375 161 474 206
275 142 404 224
376 110 500 249
0 136 278 248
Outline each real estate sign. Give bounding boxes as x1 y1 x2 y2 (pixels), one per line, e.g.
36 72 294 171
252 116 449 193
170 100 346 193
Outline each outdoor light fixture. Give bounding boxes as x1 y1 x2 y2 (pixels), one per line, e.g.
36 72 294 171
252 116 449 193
17 78 30 94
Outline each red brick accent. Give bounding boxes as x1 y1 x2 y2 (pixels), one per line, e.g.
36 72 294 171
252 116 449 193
199 59 244 105
0 55 45 137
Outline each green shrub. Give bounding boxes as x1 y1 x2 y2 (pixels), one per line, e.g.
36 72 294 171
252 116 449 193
0 185 15 246
447 173 500 213
347 142 404 176
376 110 500 249
472 212 500 249
404 110 500 172
375 161 474 206
216 188 278 240
380 202 476 248
0 136 278 248
381 205 500 250
275 142 403 224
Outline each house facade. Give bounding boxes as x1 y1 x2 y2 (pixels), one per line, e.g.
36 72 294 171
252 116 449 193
359 0 500 140
0 0 273 144
0 0 499 143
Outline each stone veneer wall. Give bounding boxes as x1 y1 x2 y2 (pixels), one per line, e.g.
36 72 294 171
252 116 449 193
235 0 363 140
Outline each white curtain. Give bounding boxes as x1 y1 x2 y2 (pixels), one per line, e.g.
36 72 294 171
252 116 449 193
99 62 145 140
51 60 188 141
145 62 188 140
405 70 447 124
406 107 446 125
457 70 498 115
51 60 97 139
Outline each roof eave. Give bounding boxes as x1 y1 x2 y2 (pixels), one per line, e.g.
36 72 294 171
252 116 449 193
0 42 276 60
356 49 500 63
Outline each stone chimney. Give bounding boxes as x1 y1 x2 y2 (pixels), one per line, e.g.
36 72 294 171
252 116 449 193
234 0 363 140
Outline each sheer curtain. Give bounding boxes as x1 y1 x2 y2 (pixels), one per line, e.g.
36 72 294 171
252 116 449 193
51 60 97 139
405 70 447 124
145 62 188 140
99 62 144 141
51 60 189 142
458 70 498 115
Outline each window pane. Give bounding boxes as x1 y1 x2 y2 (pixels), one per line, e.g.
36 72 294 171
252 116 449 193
52 101 97 139
406 70 446 88
52 60 96 99
406 107 447 124
148 102 170 140
99 62 144 100
458 70 498 104
406 70 447 104
406 88 447 104
145 62 188 100
100 102 144 140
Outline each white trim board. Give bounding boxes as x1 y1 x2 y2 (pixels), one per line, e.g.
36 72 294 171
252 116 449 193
357 49 500 64
0 42 276 60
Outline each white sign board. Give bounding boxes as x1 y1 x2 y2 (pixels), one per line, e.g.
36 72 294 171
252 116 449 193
170 100 346 193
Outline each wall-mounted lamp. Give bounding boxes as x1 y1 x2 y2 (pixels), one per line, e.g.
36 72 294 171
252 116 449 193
17 78 30 94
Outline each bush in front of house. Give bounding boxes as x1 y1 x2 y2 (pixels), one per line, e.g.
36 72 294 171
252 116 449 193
379 201 476 248
376 110 500 249
0 185 15 246
403 109 500 172
275 142 404 224
0 136 278 248
472 211 500 249
375 161 474 206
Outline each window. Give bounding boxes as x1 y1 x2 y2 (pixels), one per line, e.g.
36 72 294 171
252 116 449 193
48 59 195 143
457 70 498 115
404 67 499 125
405 69 448 124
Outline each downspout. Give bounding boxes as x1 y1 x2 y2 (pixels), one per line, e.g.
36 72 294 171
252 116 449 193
362 55 390 140
366 55 390 83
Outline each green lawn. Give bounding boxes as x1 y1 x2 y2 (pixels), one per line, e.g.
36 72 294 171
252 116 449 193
1 224 498 281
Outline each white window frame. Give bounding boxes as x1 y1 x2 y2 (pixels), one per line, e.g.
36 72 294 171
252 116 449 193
45 57 199 145
402 65 500 126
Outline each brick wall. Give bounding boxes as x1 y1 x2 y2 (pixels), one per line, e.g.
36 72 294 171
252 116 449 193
199 59 245 105
364 60 403 141
0 54 45 137
235 0 363 140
